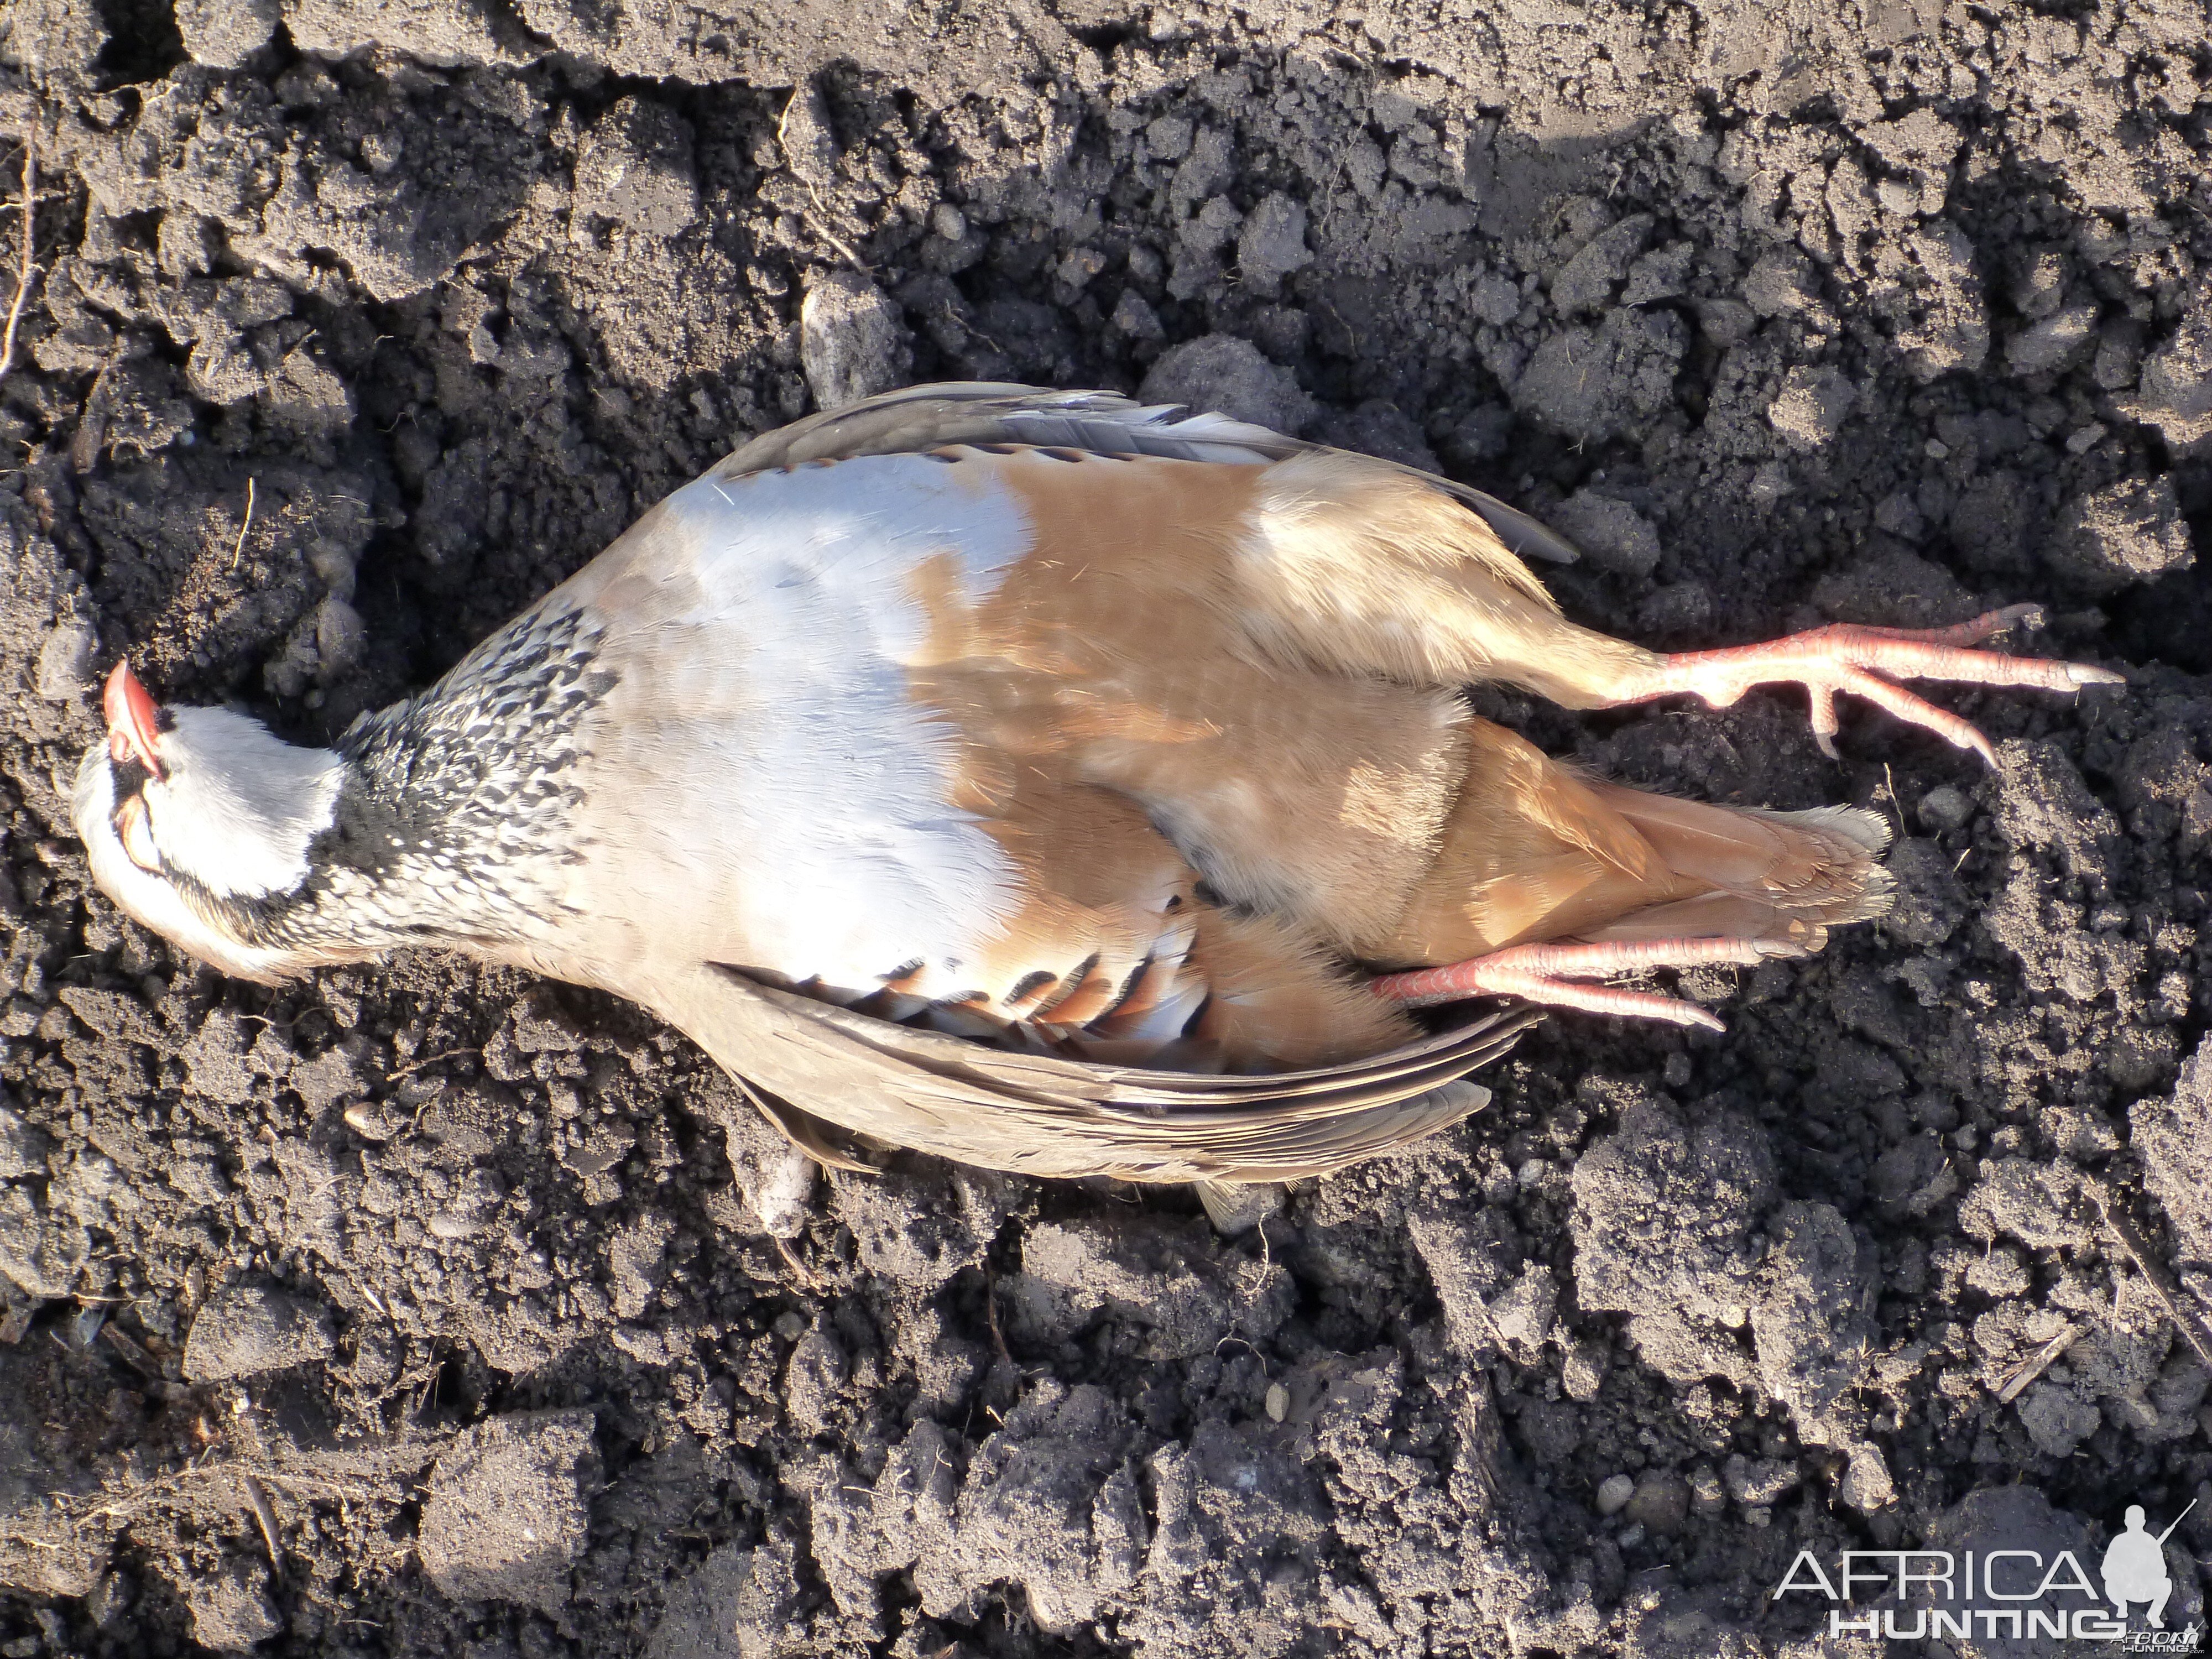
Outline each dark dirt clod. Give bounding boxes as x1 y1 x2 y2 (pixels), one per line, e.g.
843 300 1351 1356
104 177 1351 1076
2 0 2209 1654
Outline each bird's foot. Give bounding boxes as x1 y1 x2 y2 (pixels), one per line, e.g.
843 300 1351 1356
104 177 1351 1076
1626 605 2123 762
1369 936 1807 1032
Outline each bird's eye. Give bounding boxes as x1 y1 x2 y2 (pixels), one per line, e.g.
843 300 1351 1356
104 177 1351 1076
114 794 162 874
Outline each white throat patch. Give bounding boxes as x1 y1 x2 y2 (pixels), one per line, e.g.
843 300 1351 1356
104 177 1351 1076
142 706 345 898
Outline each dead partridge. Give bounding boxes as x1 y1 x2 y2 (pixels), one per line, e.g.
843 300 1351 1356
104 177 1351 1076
72 384 2119 1184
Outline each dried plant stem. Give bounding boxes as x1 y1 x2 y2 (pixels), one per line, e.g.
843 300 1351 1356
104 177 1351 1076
229 477 258 570
1994 1322 2078 1404
2086 1176 2212 1373
0 126 36 384
243 1473 283 1568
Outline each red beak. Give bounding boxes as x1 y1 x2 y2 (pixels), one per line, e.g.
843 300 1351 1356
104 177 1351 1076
103 660 166 781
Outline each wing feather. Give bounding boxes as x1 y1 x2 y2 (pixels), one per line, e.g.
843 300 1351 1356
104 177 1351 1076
715 382 1582 567
645 959 1537 1185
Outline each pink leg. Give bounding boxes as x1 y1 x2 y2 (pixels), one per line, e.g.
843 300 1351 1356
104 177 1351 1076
1370 936 1808 1033
1617 604 2123 763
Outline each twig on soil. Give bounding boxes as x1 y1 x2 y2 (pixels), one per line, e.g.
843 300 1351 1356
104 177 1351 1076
1994 1322 2078 1403
385 1046 478 1081
772 1234 823 1292
80 1457 383 1524
800 206 873 273
229 478 258 571
1877 764 1907 843
2084 1176 2212 1373
100 1321 166 1380
0 127 35 385
243 1473 283 1568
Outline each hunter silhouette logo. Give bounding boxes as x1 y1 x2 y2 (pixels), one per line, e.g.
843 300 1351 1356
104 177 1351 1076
1772 1498 2203 1647
2104 1503 2193 1631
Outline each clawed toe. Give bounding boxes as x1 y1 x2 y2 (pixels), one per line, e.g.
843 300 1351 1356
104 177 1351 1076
1369 937 1807 1031
1631 608 2123 762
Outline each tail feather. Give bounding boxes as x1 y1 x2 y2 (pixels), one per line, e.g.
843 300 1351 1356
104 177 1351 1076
1584 787 1894 938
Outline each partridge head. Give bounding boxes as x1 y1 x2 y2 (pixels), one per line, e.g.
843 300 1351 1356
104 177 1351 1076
70 383 2124 1185
76 660 349 982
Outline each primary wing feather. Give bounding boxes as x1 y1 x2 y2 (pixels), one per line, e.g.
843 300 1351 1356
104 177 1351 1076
667 962 1537 1183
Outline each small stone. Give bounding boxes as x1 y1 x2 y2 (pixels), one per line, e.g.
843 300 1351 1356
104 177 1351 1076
1595 1472 1636 1516
929 202 966 242
1055 246 1108 292
35 622 97 701
307 594 364 678
1838 1442 1895 1512
341 1101 401 1141
182 1284 336 1383
1623 1470 1691 1535
1918 784 1973 832
1264 1382 1289 1422
1486 1265 1558 1356
741 1145 816 1239
799 270 912 412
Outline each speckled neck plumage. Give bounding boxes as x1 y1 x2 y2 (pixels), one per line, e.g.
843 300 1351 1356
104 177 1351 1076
211 605 618 961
